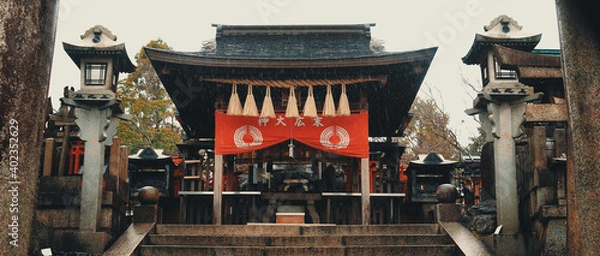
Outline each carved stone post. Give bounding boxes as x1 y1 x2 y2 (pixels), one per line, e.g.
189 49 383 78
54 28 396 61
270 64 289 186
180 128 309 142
475 87 540 256
487 101 527 234
74 107 120 231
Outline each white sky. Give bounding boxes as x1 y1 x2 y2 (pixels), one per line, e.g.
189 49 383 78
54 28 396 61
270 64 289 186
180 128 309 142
49 0 560 147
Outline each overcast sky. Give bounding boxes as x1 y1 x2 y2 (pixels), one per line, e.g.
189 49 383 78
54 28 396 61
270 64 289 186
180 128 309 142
49 0 560 146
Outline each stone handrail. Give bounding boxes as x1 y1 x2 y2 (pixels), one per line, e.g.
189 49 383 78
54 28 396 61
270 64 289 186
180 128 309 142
435 185 494 256
103 222 155 256
439 221 494 256
104 186 160 255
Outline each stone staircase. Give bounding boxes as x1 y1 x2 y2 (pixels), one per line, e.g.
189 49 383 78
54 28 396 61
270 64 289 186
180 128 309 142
136 224 459 256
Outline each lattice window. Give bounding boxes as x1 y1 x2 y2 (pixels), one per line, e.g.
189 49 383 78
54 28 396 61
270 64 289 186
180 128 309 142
494 57 516 79
85 63 107 85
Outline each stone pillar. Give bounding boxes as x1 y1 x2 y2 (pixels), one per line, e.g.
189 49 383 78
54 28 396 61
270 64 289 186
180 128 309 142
487 101 525 234
0 1 58 255
555 1 600 255
61 106 121 254
361 158 370 225
75 107 119 232
481 96 534 256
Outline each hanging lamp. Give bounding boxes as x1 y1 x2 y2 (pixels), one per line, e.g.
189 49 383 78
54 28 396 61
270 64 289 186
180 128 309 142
260 86 276 118
288 138 295 158
322 84 336 117
285 86 299 118
303 85 318 118
243 84 259 116
227 84 242 115
337 84 350 116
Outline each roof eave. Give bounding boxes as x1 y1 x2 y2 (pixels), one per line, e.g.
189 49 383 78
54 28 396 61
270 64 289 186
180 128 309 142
63 42 136 72
144 46 438 69
493 44 561 68
461 33 542 65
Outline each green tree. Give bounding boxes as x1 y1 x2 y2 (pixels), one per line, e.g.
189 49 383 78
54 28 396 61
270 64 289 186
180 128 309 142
400 97 466 163
117 39 182 154
466 127 487 153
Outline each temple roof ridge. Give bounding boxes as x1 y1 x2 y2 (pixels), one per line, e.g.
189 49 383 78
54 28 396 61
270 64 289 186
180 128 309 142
150 23 405 60
211 23 376 38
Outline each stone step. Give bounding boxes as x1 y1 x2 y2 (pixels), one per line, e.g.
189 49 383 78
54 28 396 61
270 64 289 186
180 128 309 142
138 244 457 256
154 224 441 236
146 233 453 247
142 224 457 256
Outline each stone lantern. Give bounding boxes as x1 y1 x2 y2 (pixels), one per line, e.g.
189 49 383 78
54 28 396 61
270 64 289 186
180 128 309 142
62 25 135 99
462 15 543 255
60 25 135 249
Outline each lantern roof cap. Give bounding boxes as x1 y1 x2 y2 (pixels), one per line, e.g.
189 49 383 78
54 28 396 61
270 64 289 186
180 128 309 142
63 25 135 72
411 152 458 166
129 147 171 160
462 15 542 65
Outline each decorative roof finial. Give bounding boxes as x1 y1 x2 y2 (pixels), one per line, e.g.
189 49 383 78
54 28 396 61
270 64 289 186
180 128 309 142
484 15 522 33
80 25 117 41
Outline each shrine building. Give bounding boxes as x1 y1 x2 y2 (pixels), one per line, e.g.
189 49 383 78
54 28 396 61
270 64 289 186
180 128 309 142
145 23 437 225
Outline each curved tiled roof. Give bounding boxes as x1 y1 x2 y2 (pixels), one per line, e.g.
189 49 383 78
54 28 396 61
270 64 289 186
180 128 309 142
146 24 437 138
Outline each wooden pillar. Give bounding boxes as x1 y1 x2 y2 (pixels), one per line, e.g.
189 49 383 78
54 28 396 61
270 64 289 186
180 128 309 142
119 145 129 203
226 156 235 191
43 138 55 176
361 158 370 225
224 156 234 223
213 154 223 225
107 137 121 191
554 127 567 206
119 146 128 183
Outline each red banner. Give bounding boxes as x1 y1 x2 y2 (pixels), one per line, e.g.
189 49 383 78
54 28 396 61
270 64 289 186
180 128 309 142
215 112 369 158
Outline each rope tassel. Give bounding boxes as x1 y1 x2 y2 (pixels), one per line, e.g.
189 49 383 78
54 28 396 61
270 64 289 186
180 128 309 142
337 84 350 116
303 85 318 118
243 85 259 116
227 84 242 116
322 84 336 117
260 86 276 118
285 86 299 118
